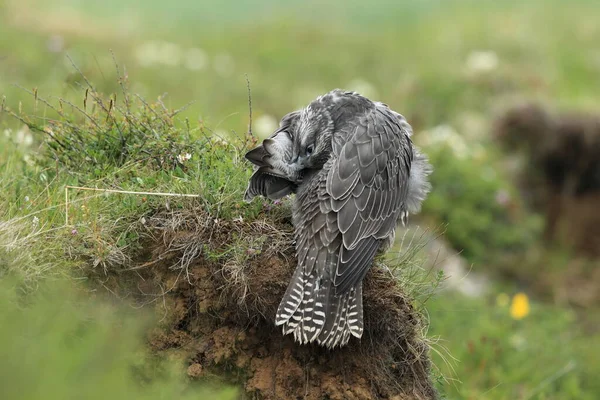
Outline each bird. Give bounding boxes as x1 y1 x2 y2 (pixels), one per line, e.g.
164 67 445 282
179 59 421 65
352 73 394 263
244 89 432 348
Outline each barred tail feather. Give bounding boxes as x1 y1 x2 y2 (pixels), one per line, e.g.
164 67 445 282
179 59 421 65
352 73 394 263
276 270 364 349
346 282 364 339
275 265 305 327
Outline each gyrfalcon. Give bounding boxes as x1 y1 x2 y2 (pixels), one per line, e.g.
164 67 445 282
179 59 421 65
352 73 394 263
244 89 432 348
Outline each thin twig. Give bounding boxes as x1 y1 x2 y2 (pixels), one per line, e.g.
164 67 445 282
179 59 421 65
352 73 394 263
66 185 201 198
64 185 201 226
524 361 577 400
110 49 131 113
134 93 168 130
65 187 69 226
1 106 70 150
245 74 253 138
66 53 95 91
170 100 196 118
13 84 66 118
56 97 102 130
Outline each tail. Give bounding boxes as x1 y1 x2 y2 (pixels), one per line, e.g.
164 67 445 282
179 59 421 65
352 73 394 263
275 267 363 349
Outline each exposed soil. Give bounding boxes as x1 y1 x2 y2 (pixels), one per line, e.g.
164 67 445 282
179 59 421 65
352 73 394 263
103 208 438 399
493 103 600 258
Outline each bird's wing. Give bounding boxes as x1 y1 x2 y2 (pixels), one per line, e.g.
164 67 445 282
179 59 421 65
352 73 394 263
244 169 296 202
244 110 302 202
326 106 413 294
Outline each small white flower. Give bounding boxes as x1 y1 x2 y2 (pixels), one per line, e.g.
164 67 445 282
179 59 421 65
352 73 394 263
495 190 510 206
177 153 192 163
15 126 33 146
509 333 527 351
159 42 182 66
23 154 34 166
184 47 208 71
213 53 235 77
466 50 499 74
47 35 65 53
32 216 39 227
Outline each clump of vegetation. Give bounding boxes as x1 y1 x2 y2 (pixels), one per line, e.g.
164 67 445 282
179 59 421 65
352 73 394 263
1 61 273 277
417 126 543 267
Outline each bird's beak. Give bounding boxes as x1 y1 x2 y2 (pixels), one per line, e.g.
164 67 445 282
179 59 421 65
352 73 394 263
245 145 269 167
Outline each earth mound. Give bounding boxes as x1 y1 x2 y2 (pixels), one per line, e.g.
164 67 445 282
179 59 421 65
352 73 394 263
102 207 438 399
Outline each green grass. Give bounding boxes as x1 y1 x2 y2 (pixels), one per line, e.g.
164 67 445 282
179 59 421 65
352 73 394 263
0 80 266 283
3 1 600 130
0 275 237 400
1 0 600 399
428 292 600 399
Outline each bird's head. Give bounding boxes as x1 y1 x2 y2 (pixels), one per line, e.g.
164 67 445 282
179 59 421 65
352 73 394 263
289 103 334 175
245 102 334 184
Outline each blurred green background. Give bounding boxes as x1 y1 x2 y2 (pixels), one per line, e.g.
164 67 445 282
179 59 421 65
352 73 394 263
1 0 599 399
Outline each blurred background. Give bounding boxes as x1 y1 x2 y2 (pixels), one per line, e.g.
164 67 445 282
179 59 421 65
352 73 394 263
1 0 599 398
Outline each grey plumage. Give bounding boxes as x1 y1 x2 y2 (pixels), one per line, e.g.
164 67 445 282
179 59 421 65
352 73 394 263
245 90 432 348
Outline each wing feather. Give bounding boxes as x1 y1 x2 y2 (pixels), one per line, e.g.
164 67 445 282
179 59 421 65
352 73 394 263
326 105 414 295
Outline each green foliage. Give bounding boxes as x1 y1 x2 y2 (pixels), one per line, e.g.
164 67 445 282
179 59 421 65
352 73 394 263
0 275 237 400
0 71 272 276
3 67 235 186
3 1 600 132
428 292 600 400
422 140 543 266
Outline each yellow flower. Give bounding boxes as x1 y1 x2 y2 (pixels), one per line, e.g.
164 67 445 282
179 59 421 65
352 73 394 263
510 293 530 320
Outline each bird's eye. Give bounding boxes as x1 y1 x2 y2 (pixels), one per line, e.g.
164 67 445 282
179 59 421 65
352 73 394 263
306 144 314 155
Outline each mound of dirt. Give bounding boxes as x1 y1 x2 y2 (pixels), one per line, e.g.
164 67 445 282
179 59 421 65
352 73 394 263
109 208 438 399
493 103 600 257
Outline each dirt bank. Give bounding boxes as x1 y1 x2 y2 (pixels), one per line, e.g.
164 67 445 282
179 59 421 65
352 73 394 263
101 208 438 399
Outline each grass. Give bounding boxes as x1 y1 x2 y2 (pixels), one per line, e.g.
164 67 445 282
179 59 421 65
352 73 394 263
1 0 599 398
0 75 266 281
428 292 600 399
3 1 600 130
0 275 237 400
